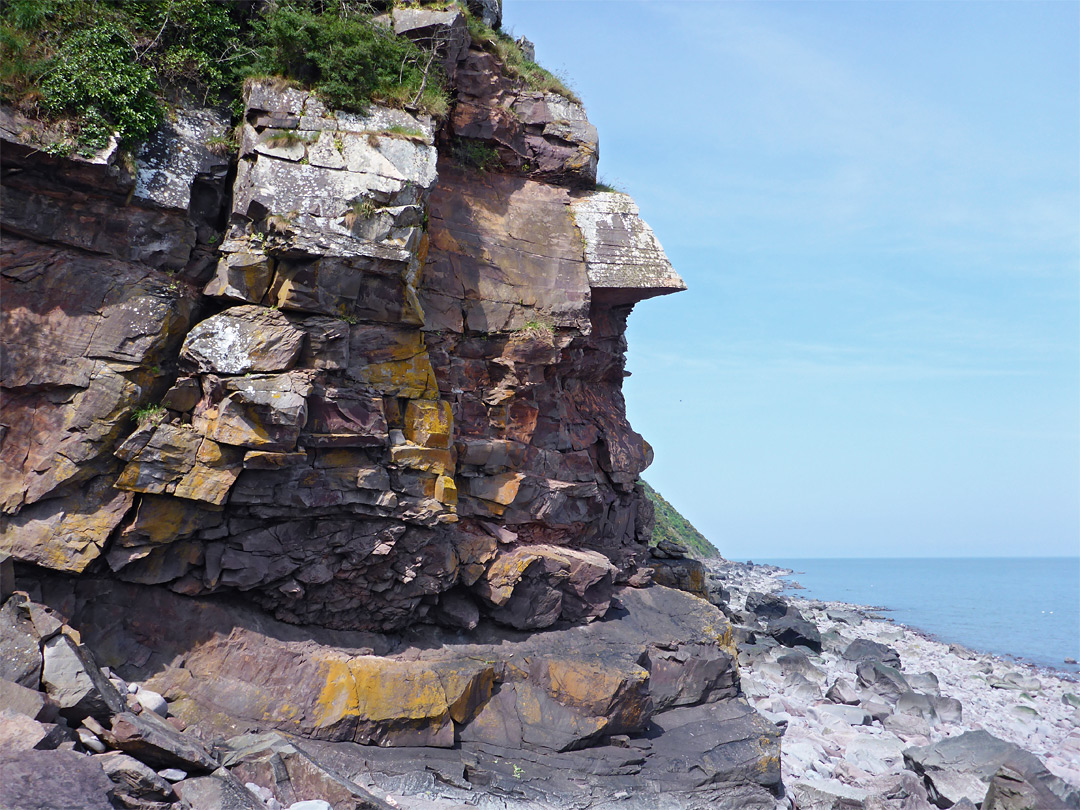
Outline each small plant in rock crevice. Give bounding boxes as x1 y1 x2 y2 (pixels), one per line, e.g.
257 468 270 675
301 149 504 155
450 137 501 172
464 12 580 104
133 403 167 426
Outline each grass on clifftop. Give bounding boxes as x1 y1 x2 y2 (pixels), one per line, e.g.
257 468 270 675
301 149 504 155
464 13 580 104
641 480 720 559
0 0 450 154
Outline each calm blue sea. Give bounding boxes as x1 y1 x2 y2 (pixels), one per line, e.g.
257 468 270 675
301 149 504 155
761 558 1080 674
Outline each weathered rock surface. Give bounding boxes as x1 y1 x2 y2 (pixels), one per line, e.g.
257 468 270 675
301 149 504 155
0 748 117 810
903 729 1050 807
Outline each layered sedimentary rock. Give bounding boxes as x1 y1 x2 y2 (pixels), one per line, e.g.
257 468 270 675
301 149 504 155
0 11 779 809
2 47 682 633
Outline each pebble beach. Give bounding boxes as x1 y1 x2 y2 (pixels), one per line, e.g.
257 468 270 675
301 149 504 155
711 558 1080 808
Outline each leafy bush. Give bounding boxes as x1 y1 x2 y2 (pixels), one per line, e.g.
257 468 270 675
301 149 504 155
450 137 501 171
40 23 162 150
246 2 450 118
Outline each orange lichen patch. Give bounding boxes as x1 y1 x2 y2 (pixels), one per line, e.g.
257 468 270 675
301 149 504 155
312 656 495 747
351 356 438 400
389 445 454 476
434 474 458 506
403 400 453 449
543 658 649 718
466 472 523 506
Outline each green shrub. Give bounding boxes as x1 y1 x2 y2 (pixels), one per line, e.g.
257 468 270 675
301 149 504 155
246 2 450 118
39 23 162 150
450 137 501 171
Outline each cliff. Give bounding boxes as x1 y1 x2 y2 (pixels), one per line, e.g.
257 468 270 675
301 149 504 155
0 4 781 809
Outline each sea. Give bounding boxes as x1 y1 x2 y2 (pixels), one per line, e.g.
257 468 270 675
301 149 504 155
761 557 1080 675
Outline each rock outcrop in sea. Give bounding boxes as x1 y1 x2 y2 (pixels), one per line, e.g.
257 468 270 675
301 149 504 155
0 4 781 808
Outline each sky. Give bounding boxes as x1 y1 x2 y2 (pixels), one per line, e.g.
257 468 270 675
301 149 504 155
501 0 1080 559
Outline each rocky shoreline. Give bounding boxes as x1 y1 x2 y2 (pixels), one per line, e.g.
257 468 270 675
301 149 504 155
712 557 1080 809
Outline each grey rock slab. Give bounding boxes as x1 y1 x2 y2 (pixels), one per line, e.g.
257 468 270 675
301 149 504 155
896 691 940 726
807 703 872 727
175 767 266 810
41 633 125 720
570 191 685 304
903 729 1048 808
906 671 941 696
0 675 53 720
95 751 177 808
932 695 963 724
180 305 305 375
766 613 822 652
856 660 910 703
789 777 871 810
0 748 116 809
842 637 901 669
825 677 860 706
134 687 168 716
107 710 218 772
0 595 42 687
0 708 47 750
221 731 392 810
743 590 790 621
134 107 231 212
982 761 1080 810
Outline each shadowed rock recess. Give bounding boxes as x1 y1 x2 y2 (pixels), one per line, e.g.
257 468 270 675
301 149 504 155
0 9 785 809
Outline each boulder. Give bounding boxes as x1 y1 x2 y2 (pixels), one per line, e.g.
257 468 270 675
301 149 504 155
825 677 860 706
744 590 790 621
106 710 218 772
903 730 1049 808
95 751 177 809
41 633 125 720
856 660 910 703
174 767 266 810
895 691 940 726
0 748 116 810
472 544 617 630
221 732 392 810
180 305 306 375
0 595 42 687
0 708 48 750
0 676 53 721
765 613 822 652
982 761 1080 810
842 638 902 669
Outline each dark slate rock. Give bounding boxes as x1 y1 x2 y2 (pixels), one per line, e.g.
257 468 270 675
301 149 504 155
107 710 218 772
856 660 910 703
174 767 265 810
744 591 790 621
94 751 177 808
982 760 1080 810
40 633 125 721
842 637 901 669
0 595 42 687
903 730 1049 808
766 614 822 652
0 748 116 810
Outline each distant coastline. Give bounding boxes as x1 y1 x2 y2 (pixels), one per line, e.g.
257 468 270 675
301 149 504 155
762 556 1080 676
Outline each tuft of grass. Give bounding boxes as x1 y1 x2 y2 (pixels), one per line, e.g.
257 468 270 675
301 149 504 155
263 129 315 148
514 319 554 339
465 14 580 104
381 123 427 141
133 403 167 426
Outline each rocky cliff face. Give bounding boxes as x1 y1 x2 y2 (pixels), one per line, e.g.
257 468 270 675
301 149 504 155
0 7 782 809
2 57 682 634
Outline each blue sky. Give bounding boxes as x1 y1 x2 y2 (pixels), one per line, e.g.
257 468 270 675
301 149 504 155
501 1 1080 559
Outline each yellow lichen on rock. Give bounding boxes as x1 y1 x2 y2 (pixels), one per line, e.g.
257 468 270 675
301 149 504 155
403 400 453 448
